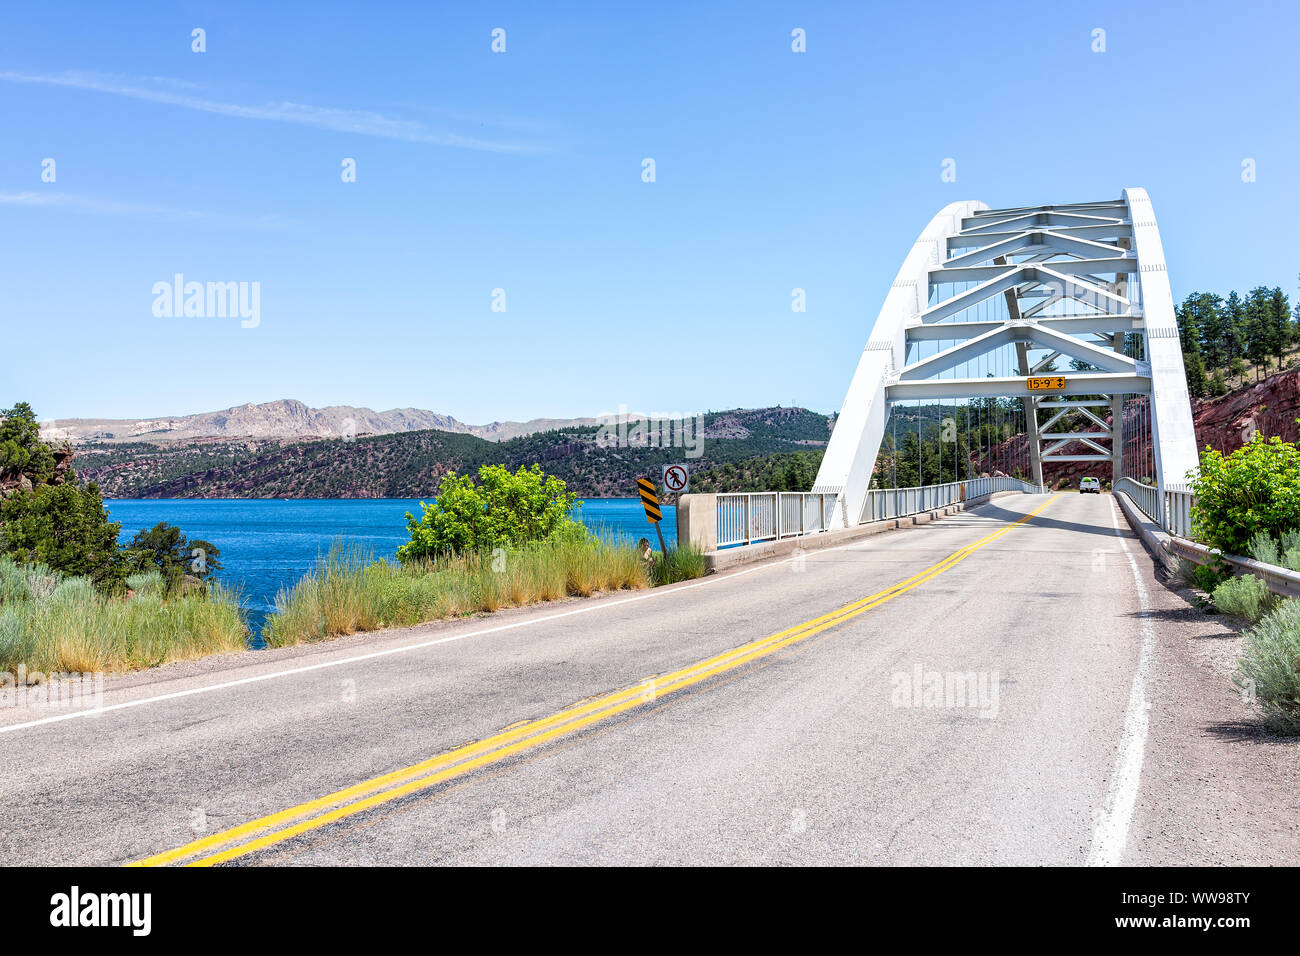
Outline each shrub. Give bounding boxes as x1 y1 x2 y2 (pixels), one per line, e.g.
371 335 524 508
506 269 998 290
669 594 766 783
1176 557 1208 590
0 575 247 673
1244 528 1300 572
1188 559 1231 595
1235 599 1300 734
0 557 28 603
0 602 33 671
1190 433 1300 555
48 575 99 607
126 570 166 597
650 544 708 586
0 401 55 485
1212 574 1276 623
22 562 62 601
1245 529 1280 566
398 463 581 562
265 535 651 648
121 523 223 586
0 481 125 591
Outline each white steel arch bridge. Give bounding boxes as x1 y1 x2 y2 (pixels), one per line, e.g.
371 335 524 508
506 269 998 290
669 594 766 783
812 188 1198 531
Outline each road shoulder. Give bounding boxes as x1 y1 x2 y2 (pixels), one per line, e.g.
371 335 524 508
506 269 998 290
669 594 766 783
1126 561 1300 864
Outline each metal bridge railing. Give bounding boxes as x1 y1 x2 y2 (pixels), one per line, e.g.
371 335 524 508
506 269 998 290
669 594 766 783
716 478 1042 549
1113 477 1160 524
716 492 839 548
1114 477 1195 538
859 476 1042 524
1163 484 1195 539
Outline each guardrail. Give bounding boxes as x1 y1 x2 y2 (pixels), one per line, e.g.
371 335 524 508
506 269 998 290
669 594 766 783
1112 478 1300 601
860 476 1043 524
717 492 839 548
1165 537 1300 600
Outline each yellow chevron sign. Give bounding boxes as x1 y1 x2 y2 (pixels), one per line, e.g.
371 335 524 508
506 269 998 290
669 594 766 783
637 477 662 523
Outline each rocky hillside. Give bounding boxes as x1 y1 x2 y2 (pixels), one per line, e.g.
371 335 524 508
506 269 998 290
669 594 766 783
41 398 602 444
74 407 833 499
1191 370 1300 454
0 440 75 496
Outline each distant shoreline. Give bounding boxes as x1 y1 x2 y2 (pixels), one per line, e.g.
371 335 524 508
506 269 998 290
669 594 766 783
102 495 643 502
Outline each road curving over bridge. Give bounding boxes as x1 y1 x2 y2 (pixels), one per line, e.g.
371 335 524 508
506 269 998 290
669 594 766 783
3 492 1277 866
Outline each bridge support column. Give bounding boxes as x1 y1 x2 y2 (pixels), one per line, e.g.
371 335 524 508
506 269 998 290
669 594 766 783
1006 270 1044 490
1110 333 1125 484
1015 341 1044 489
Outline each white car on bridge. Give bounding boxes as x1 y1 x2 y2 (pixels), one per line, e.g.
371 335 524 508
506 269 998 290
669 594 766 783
1079 477 1101 494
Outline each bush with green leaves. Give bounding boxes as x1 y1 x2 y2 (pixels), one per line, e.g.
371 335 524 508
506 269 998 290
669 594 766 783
0 401 55 485
0 480 124 591
121 522 222 588
398 463 581 562
1184 558 1231 596
1 401 226 595
1190 432 1300 555
1235 599 1300 734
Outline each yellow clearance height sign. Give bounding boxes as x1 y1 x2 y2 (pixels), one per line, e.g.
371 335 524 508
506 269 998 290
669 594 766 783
637 477 662 523
1026 376 1068 392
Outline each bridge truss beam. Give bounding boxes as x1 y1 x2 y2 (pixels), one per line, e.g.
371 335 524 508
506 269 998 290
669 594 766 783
812 188 1199 529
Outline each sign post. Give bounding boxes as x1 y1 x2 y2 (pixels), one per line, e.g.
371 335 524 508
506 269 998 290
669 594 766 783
637 477 669 556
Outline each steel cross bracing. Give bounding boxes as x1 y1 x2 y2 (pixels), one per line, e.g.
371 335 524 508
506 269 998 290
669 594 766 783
812 189 1199 530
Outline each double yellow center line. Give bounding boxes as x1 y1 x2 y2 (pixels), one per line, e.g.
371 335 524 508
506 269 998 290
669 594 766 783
131 494 1057 867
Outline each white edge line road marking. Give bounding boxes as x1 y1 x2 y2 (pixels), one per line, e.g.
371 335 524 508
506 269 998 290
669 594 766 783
1087 496 1156 866
0 497 1036 737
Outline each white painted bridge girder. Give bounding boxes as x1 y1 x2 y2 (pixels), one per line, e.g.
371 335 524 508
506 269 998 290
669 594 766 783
812 188 1200 530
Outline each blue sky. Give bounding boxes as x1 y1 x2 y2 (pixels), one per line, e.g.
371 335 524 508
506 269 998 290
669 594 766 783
3 0 1298 424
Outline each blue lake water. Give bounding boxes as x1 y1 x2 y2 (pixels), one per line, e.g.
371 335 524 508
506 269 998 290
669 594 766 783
105 498 674 633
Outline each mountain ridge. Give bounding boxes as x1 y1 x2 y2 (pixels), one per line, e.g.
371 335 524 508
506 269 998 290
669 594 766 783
71 406 834 499
41 398 604 444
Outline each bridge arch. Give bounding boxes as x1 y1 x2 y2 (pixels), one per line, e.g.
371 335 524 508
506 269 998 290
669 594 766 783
813 189 1198 529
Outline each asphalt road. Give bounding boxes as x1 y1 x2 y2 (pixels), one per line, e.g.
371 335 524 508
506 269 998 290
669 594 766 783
0 492 1199 865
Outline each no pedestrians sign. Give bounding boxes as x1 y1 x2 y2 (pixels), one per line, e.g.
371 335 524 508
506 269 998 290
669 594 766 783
662 463 689 494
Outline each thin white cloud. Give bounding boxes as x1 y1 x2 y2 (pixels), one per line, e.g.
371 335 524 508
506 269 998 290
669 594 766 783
0 190 294 228
0 70 545 154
